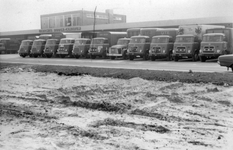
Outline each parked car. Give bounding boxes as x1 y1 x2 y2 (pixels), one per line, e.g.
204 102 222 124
218 54 233 71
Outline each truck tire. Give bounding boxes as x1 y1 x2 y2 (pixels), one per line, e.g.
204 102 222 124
150 56 156 61
174 56 179 62
75 55 80 59
143 52 149 60
33 54 38 58
192 52 199 61
167 53 172 61
20 55 26 58
122 51 128 60
110 56 116 60
200 56 206 62
129 55 134 60
60 54 65 58
46 54 52 58
90 55 96 59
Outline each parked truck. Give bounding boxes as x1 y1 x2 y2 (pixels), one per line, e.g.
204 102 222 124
199 28 233 62
43 39 60 58
72 38 91 59
89 32 127 59
107 37 131 60
127 28 161 60
0 38 20 54
56 38 75 58
172 25 225 61
30 39 46 58
149 28 178 61
18 40 33 57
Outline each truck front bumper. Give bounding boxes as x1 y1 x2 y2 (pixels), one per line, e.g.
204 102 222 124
172 53 192 58
199 53 221 58
107 53 122 57
149 53 168 58
56 51 69 55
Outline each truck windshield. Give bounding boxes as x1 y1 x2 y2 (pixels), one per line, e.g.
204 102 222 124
91 39 104 44
33 41 44 46
75 40 87 45
117 39 130 45
203 35 223 42
60 40 72 44
175 37 194 42
46 40 57 44
130 38 145 44
151 37 168 43
21 41 31 46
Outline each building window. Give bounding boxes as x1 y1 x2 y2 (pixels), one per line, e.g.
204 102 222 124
41 17 49 29
65 15 72 27
72 14 80 26
49 17 55 28
55 16 64 27
114 16 122 21
86 14 108 19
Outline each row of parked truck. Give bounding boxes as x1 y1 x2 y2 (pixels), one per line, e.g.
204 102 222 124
18 24 233 62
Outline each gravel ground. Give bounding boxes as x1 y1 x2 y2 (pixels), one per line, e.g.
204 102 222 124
0 63 233 150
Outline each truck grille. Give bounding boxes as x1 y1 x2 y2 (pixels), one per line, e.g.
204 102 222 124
176 47 186 53
154 47 161 53
110 48 118 54
130 47 137 52
203 46 214 53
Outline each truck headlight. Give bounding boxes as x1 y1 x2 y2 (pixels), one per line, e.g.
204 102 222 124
163 50 166 53
172 50 175 53
217 50 221 53
140 49 142 52
200 49 203 53
187 50 191 53
149 50 151 53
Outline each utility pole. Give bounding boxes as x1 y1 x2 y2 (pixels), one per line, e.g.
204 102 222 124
93 6 97 39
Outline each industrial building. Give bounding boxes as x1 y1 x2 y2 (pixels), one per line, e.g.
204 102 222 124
0 8 233 44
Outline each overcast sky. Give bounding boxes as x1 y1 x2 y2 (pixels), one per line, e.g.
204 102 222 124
0 0 232 32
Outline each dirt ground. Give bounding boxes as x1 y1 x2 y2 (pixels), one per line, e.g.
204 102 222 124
0 64 233 150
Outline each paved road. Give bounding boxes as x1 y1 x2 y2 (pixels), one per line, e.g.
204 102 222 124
0 54 230 73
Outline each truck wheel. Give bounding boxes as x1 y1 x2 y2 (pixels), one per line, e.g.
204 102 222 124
200 56 206 62
47 54 52 58
33 54 38 58
91 55 96 59
129 55 134 61
174 56 179 62
20 55 26 58
122 51 128 60
143 53 149 60
167 53 172 61
60 54 65 58
110 56 116 60
150 56 156 61
192 52 199 61
75 55 80 59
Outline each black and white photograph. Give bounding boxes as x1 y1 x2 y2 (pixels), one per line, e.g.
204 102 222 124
0 0 233 149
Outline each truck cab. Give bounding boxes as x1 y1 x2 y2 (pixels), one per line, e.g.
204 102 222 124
0 38 20 54
72 38 91 59
56 38 75 58
108 38 131 60
199 28 233 62
30 39 46 58
172 34 200 61
89 37 109 59
127 36 150 60
43 39 59 58
18 40 33 58
149 35 174 61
